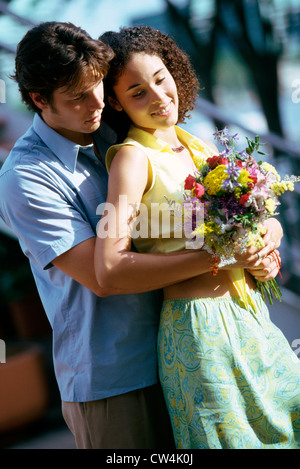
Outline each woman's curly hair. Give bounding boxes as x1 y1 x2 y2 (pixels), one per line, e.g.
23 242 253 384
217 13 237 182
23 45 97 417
100 26 199 141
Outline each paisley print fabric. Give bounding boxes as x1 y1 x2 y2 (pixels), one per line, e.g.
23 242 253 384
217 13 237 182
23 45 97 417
158 291 300 449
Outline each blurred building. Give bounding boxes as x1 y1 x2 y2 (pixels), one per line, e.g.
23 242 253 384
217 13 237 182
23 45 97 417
0 0 299 448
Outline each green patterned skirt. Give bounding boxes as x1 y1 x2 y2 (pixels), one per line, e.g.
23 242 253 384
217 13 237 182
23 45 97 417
158 291 300 449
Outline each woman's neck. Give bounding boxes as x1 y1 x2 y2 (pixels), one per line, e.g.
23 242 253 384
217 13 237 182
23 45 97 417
136 124 181 149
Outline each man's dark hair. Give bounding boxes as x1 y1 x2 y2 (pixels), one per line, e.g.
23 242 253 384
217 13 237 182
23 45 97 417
12 21 114 113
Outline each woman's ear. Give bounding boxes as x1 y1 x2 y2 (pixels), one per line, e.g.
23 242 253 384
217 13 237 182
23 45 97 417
108 95 123 112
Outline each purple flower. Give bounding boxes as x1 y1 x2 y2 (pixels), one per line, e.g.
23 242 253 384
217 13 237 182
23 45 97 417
213 127 239 146
222 162 241 190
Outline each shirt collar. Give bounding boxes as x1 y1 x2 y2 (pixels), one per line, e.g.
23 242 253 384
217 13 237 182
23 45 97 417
32 114 117 173
127 125 206 154
33 114 80 173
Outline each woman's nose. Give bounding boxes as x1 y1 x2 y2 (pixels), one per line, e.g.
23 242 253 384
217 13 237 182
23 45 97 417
150 86 165 102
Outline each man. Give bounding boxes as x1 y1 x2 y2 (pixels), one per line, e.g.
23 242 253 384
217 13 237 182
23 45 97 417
0 21 281 449
0 21 174 449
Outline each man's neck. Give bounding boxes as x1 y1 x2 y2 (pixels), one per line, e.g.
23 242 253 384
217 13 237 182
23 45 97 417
76 133 94 146
39 114 94 146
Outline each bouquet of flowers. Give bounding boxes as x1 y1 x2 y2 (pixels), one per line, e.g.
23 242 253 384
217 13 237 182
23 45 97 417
183 127 295 305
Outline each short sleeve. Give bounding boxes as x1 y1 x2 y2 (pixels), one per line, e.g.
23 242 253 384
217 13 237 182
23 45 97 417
0 166 95 269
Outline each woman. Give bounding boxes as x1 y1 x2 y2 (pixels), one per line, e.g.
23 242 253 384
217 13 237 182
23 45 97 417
95 26 300 449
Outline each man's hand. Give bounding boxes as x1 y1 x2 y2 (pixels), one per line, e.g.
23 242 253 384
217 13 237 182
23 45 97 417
261 218 283 249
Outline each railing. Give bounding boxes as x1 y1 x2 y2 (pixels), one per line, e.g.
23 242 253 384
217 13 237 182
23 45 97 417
0 0 35 53
196 97 300 160
0 0 35 25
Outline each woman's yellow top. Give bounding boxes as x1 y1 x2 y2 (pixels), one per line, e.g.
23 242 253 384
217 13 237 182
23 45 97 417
106 125 257 311
106 125 215 254
106 126 213 253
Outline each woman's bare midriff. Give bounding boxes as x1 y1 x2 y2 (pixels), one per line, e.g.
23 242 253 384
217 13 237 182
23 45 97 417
163 269 257 300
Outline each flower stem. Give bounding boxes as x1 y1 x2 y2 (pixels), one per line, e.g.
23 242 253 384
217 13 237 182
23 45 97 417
255 279 282 305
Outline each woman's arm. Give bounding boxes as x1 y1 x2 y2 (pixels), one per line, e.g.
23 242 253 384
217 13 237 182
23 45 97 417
94 145 214 293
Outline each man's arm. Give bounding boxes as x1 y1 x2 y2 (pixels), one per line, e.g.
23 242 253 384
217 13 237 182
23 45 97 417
52 236 128 297
262 217 283 248
53 223 281 298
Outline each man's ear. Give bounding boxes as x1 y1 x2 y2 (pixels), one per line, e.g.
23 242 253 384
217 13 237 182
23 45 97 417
108 95 123 112
29 92 49 111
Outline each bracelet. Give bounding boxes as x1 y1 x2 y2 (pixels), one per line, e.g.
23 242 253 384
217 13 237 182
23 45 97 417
210 253 237 276
272 250 282 278
211 255 220 276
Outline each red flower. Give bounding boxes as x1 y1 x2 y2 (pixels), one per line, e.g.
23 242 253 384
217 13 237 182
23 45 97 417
207 155 228 168
184 174 196 190
193 182 205 198
207 155 220 168
239 192 251 205
236 160 243 168
249 175 257 184
218 157 229 165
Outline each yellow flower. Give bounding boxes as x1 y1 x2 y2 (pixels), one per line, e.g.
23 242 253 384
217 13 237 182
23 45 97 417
192 222 220 243
247 231 265 248
234 187 242 198
203 165 228 195
192 224 205 238
271 181 294 196
193 156 207 171
265 198 276 214
261 162 280 181
204 222 221 236
237 169 252 188
286 181 294 191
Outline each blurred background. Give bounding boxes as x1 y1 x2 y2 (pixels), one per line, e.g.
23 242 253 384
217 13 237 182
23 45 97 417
0 0 299 449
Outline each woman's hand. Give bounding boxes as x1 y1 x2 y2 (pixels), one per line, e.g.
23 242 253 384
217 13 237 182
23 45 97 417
247 250 282 282
221 240 276 271
221 218 283 280
222 243 282 281
228 242 281 281
245 218 283 281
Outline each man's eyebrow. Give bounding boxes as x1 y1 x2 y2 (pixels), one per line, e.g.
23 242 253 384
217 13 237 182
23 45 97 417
64 77 103 98
61 88 85 99
126 67 164 91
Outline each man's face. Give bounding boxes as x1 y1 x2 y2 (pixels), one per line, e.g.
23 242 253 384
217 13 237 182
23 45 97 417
37 77 105 145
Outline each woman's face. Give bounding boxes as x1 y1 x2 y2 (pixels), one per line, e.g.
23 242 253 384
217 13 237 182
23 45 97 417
111 52 179 136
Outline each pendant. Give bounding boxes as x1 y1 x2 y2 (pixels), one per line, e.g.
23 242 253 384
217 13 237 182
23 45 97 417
171 144 185 153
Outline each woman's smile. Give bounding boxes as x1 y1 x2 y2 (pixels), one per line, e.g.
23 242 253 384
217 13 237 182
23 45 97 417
151 101 173 117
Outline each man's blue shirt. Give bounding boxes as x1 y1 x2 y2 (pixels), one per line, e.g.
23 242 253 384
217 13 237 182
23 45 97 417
0 114 162 402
